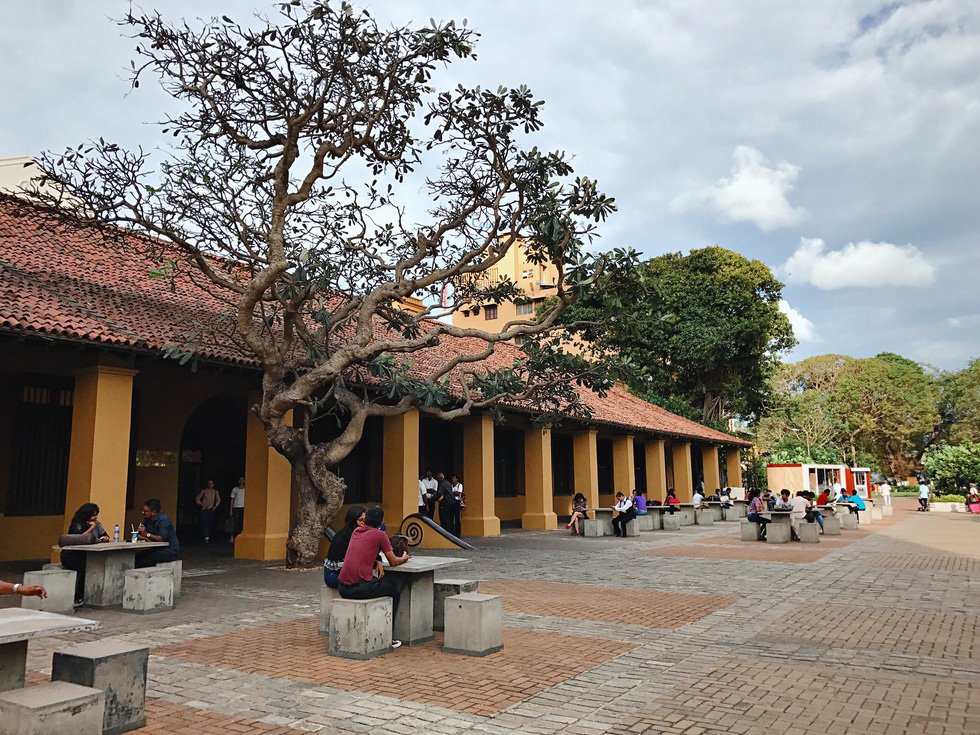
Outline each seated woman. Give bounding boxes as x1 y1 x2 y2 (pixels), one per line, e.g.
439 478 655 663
60 503 110 604
565 493 589 536
611 492 636 537
664 488 680 513
633 489 648 515
745 489 770 541
323 505 366 587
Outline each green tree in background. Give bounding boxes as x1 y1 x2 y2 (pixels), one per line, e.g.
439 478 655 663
922 441 980 492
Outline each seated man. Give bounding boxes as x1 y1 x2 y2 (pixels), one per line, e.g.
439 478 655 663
706 489 721 502
611 492 636 537
789 491 809 540
692 488 705 508
719 487 733 508
135 498 180 567
816 488 831 506
774 489 793 511
804 491 824 533
338 506 410 646
844 490 866 518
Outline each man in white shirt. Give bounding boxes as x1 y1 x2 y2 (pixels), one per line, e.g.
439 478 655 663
878 481 892 506
421 469 438 519
832 480 843 499
917 481 930 512
774 489 794 511
418 475 427 515
692 489 705 508
789 491 809 540
229 477 245 542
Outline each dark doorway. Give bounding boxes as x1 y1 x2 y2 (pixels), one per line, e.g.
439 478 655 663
177 395 247 541
551 433 574 496
597 439 613 494
420 417 462 480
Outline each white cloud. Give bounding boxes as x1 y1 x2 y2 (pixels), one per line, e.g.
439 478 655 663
781 237 937 289
671 146 808 231
778 299 819 343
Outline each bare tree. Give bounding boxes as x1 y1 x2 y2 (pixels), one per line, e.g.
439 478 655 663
35 2 634 566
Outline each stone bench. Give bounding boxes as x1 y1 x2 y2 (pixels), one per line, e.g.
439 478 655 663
156 560 182 598
840 512 859 530
766 523 791 544
318 586 342 637
694 509 714 526
443 592 503 657
122 568 173 614
675 508 695 526
741 520 762 541
857 509 873 525
329 597 393 660
0 681 105 735
622 518 640 537
661 514 681 531
433 580 479 632
21 570 76 615
52 640 148 735
822 515 841 536
635 514 660 531
582 519 603 537
870 506 883 521
797 522 820 544
881 505 894 517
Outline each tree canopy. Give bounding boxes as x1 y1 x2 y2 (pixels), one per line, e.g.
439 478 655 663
559 245 795 423
34 2 634 565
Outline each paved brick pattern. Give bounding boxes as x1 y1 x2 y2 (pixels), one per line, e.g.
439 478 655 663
642 544 833 563
137 699 297 734
153 617 635 716
615 654 980 735
871 553 980 573
478 579 736 629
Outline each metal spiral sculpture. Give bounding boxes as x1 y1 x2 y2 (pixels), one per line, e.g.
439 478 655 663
398 513 475 551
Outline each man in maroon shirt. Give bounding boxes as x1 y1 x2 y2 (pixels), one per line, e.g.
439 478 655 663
338 506 410 644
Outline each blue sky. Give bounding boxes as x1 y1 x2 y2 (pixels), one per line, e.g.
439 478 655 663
2 0 977 370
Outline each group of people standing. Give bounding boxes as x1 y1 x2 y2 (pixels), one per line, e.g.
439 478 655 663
417 469 465 537
194 477 246 543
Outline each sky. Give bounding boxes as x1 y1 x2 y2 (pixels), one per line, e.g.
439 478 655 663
1 0 977 371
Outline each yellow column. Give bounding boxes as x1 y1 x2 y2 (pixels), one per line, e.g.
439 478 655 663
672 441 694 502
573 430 599 509
523 427 557 529
64 365 138 534
462 414 499 536
381 410 420 526
612 435 636 493
235 400 293 560
645 438 667 500
726 447 743 487
702 446 721 494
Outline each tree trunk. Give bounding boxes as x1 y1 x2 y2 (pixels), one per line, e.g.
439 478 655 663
284 464 346 568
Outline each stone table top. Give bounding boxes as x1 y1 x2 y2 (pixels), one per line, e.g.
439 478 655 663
52 541 169 552
382 556 468 574
0 609 99 645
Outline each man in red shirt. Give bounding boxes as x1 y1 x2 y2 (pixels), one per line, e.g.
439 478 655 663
338 506 410 644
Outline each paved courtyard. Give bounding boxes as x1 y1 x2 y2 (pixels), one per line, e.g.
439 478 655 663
3 497 978 734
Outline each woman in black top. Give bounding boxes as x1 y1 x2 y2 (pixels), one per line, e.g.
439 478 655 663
323 505 366 587
60 503 110 603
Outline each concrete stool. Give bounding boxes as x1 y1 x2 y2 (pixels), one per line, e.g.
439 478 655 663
623 518 640 537
766 523 791 544
329 598 392 660
720 507 735 521
662 514 681 531
857 509 873 525
797 523 820 544
41 563 63 571
21 570 76 614
582 519 603 537
443 592 503 657
882 504 894 517
434 580 479 632
0 681 105 735
840 513 859 530
122 568 173 614
741 521 762 541
318 586 342 637
676 508 695 526
636 514 659 531
871 506 883 521
694 509 714 526
707 505 724 522
822 515 841 536
156 561 182 598
53 640 148 735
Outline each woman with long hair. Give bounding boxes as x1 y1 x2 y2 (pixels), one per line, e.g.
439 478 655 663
60 502 110 603
323 505 367 587
566 493 589 535
746 489 770 541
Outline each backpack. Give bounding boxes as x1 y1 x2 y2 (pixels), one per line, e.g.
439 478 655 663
458 491 467 511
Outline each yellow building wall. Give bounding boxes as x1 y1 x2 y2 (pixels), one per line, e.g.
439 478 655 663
494 496 526 522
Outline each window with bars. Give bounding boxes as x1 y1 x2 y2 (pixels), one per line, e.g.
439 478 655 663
6 377 74 516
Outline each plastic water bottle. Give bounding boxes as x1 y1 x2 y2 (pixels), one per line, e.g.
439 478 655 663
113 524 120 542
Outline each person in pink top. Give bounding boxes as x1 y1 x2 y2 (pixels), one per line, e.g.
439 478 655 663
338 506 410 646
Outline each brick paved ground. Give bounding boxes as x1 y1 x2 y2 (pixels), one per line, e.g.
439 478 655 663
2 496 978 734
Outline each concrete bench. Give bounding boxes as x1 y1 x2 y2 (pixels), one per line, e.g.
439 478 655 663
52 640 148 735
433 580 479 632
840 513 859 530
0 681 105 735
122 568 173 614
623 518 640 537
857 509 873 525
443 592 503 657
41 563 63 571
21 570 76 615
797 522 820 544
822 515 841 536
694 509 714 526
582 519 603 537
661 514 681 531
766 523 791 544
675 507 696 526
329 597 393 660
870 506 883 521
881 505 894 517
318 586 342 637
635 514 660 531
156 561 182 598
741 520 762 541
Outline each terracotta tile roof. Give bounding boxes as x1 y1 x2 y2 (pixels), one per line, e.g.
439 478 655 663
0 195 748 447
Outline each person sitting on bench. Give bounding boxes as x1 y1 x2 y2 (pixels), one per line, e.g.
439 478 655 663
611 492 636 537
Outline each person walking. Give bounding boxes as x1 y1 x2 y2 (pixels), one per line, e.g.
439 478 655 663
878 481 892 507
917 480 931 511
195 480 221 544
229 477 245 542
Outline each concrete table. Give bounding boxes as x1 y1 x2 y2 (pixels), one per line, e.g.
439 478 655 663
382 556 467 646
0 609 99 691
54 542 170 608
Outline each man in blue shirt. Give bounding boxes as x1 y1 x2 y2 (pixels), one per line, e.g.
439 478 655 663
135 498 180 567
